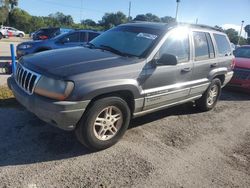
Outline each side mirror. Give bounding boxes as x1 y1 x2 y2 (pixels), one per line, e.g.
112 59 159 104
157 53 178 66
61 37 70 44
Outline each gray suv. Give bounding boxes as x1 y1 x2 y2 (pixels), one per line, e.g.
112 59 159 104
8 22 234 151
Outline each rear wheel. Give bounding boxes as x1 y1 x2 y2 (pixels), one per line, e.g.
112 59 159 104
18 33 24 38
196 78 221 111
75 97 131 151
0 33 3 40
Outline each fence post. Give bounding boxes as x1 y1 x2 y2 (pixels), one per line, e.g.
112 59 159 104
10 44 16 74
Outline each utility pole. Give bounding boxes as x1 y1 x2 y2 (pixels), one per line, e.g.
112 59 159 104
80 0 83 23
175 0 180 22
128 1 131 22
195 18 198 24
237 20 244 45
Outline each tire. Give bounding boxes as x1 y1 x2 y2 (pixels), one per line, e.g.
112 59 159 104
75 97 131 151
0 33 3 40
196 78 221 111
18 33 24 38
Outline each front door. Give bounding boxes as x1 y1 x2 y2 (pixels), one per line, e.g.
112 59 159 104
142 28 193 110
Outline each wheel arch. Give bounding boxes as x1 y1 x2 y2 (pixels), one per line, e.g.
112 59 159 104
84 90 136 115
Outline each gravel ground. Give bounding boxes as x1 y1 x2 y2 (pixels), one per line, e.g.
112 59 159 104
0 89 249 188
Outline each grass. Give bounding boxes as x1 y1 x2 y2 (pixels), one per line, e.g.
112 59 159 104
0 86 19 108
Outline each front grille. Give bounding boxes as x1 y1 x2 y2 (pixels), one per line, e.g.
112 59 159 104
15 63 41 95
233 68 250 80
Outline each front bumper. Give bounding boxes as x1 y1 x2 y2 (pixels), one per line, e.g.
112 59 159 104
228 78 250 92
8 77 90 130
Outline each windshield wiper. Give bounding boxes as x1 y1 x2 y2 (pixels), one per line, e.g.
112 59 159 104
99 45 135 57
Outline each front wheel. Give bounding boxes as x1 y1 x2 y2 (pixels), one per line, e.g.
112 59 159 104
196 78 221 111
75 97 131 151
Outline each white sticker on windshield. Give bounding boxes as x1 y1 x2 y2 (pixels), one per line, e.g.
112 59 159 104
137 33 158 40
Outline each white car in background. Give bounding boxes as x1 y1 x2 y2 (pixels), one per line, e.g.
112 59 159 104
0 26 25 39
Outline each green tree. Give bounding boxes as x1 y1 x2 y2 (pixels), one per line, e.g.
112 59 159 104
160 16 175 24
81 19 96 27
99 11 127 29
134 13 161 22
49 12 74 26
225 28 239 44
0 6 8 25
8 8 32 32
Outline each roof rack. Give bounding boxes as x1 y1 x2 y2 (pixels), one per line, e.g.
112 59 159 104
168 22 223 32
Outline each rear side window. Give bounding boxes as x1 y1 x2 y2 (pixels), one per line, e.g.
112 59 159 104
213 34 231 56
80 32 87 42
159 30 190 63
193 31 209 61
61 32 80 42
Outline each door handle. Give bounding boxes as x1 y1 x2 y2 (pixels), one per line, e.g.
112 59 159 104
181 67 192 72
210 63 218 68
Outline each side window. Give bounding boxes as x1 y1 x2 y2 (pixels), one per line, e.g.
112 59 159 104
88 32 99 41
61 32 80 43
159 30 190 63
193 31 209 61
213 34 231 56
80 32 87 42
206 33 215 58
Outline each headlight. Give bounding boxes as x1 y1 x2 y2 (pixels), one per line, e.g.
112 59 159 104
18 44 33 49
34 76 74 100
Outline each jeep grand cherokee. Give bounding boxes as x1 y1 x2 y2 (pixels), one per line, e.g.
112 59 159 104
8 22 234 150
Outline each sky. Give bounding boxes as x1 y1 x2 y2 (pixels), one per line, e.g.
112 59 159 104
19 0 250 36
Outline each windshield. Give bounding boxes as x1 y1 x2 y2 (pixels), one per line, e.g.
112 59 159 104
234 47 250 59
90 26 163 57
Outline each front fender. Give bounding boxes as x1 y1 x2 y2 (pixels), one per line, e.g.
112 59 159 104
71 79 143 101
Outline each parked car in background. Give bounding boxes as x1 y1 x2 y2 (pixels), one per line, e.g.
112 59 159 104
32 27 72 40
229 45 250 92
0 26 25 39
9 22 234 150
17 30 101 58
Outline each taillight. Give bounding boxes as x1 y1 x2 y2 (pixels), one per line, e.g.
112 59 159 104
39 35 48 40
231 58 236 69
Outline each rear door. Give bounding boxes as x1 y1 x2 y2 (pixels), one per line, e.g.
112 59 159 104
190 31 216 96
212 33 233 70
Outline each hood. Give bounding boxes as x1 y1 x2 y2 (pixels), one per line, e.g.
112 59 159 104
234 57 250 69
18 40 47 46
21 47 138 78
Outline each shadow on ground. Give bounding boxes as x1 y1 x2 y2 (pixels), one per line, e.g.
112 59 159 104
220 88 250 101
0 90 248 167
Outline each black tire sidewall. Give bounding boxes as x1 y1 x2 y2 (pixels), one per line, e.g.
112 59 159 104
77 97 131 150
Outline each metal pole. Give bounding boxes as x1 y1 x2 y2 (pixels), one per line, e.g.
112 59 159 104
10 44 16 74
195 18 198 24
237 20 244 45
175 0 180 22
80 0 83 23
128 1 131 21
